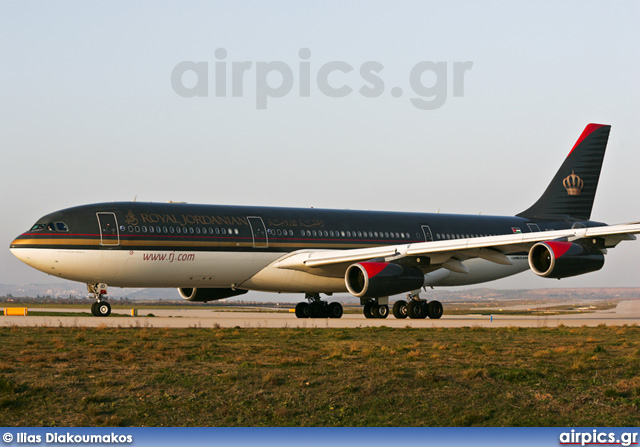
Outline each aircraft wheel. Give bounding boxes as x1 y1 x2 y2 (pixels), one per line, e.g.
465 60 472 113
373 304 389 319
90 302 99 316
408 300 426 319
96 301 111 317
328 302 343 319
393 300 408 319
363 302 374 319
428 300 444 319
295 302 310 318
309 301 324 318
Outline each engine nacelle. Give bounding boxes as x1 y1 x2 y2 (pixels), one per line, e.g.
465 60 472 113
178 287 248 302
345 262 425 298
528 241 605 279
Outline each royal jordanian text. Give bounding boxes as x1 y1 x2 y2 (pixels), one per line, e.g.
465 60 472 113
14 432 133 444
139 213 248 227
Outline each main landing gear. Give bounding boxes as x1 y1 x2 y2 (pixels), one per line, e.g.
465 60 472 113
391 293 443 319
295 293 343 319
363 300 390 319
88 283 111 317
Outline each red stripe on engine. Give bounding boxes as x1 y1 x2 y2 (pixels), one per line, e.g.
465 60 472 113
545 241 572 258
360 262 389 278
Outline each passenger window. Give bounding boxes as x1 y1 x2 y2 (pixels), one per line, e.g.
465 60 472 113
196 227 201 234
142 226 147 233
156 226 161 233
170 227 175 234
135 226 140 232
149 226 155 233
189 227 194 234
128 226 133 233
163 226 168 233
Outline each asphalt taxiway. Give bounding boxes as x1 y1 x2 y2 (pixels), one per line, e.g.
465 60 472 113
1 300 639 328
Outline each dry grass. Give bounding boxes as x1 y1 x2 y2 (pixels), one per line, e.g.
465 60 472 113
0 325 639 426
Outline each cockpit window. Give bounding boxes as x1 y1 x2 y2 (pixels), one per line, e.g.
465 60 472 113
31 222 68 232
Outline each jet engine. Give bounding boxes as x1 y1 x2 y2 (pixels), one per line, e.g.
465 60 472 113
528 241 604 279
345 261 425 298
178 287 248 302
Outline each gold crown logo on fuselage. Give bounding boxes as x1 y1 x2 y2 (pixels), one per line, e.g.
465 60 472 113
125 210 139 226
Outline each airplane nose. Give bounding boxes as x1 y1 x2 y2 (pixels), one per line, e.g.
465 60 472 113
10 234 22 250
9 234 31 264
10 232 29 249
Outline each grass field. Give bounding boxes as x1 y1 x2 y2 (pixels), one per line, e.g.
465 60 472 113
1 325 639 426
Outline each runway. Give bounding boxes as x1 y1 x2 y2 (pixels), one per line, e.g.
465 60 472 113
2 300 639 328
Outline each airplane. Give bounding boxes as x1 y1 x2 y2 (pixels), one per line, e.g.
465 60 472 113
9 123 640 318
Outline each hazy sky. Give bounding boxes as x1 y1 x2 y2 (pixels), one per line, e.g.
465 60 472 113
1 1 639 292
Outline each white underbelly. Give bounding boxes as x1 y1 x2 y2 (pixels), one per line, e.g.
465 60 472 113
10 248 282 288
436 256 530 286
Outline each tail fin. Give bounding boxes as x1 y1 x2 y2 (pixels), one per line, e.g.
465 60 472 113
517 123 611 221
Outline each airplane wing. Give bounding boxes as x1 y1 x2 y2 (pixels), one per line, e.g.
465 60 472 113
273 222 640 274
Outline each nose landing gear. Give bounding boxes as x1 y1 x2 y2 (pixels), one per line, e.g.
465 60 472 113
88 283 111 317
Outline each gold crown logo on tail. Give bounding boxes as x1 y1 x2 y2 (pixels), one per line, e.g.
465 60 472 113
563 171 584 196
